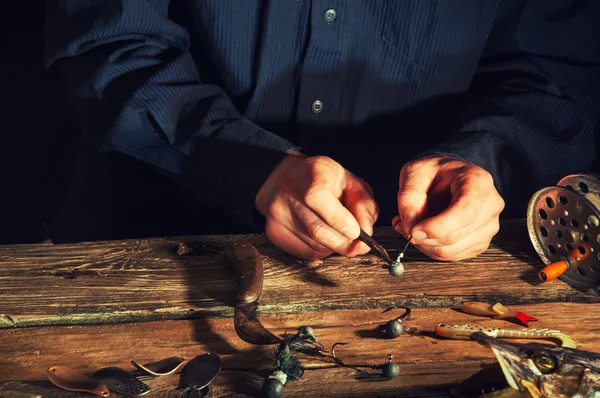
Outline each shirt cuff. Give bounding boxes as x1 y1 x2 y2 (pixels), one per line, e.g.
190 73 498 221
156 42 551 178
186 118 305 231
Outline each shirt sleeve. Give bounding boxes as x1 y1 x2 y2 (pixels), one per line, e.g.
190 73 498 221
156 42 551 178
43 0 303 230
417 0 600 216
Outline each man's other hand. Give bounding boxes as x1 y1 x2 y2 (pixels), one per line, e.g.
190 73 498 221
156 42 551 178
393 155 505 261
255 152 378 261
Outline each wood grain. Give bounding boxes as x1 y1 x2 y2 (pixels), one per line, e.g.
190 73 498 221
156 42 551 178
1 221 598 329
0 370 457 398
1 304 598 397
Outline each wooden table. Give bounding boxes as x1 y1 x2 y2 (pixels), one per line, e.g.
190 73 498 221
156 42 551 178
1 220 598 397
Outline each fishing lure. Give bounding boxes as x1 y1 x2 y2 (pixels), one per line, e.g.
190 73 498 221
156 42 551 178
387 234 412 276
177 353 222 395
263 343 305 398
461 301 538 327
435 323 576 349
47 366 110 397
131 357 187 377
91 367 150 397
381 306 412 338
263 326 326 398
331 343 400 379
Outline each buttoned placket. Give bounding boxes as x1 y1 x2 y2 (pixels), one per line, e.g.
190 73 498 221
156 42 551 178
296 1 349 125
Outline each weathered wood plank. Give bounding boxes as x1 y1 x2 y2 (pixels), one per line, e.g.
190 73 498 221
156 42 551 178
0 221 598 329
0 369 457 398
0 304 598 397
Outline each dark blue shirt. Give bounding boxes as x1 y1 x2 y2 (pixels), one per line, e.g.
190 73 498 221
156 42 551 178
44 0 600 232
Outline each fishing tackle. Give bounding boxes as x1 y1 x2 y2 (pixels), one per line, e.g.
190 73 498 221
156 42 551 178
263 343 305 398
292 326 318 343
526 172 600 289
435 323 576 349
358 229 394 265
381 306 412 338
466 332 600 398
331 342 399 379
177 353 222 396
47 366 110 397
460 301 538 327
91 367 150 397
263 326 326 398
388 218 412 277
131 357 186 378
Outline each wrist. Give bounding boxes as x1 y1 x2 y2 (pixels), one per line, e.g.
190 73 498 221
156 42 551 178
255 151 307 215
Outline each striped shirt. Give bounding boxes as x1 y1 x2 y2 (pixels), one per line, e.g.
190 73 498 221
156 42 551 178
44 0 600 232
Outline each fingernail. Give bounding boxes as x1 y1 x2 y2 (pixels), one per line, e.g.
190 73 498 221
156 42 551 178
412 230 427 240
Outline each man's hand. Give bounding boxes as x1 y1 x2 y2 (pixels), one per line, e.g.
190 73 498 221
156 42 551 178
393 155 505 261
255 152 378 261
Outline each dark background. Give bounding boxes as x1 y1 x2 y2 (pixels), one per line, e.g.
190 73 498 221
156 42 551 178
1 3 598 245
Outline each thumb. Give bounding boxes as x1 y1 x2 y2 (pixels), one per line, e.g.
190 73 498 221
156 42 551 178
396 160 437 236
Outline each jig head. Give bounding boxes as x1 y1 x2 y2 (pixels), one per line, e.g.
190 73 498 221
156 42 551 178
381 306 412 338
331 342 399 379
389 218 412 277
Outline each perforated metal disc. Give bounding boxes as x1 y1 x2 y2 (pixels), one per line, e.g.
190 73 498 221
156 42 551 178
527 182 600 289
557 173 600 204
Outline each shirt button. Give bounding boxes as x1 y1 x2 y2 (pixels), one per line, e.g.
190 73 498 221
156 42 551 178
324 9 337 22
311 100 323 113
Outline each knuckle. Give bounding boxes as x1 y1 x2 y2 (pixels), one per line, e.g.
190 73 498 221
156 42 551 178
496 195 506 213
397 191 424 212
458 199 479 221
430 245 455 260
305 156 323 168
363 199 379 220
266 203 284 221
492 221 500 236
303 186 323 206
480 242 491 253
472 243 490 257
306 220 330 243
306 239 328 253
402 160 421 176
478 169 494 186
440 231 461 246
307 155 338 171
264 220 278 240
371 209 380 224
326 213 345 230
467 168 494 189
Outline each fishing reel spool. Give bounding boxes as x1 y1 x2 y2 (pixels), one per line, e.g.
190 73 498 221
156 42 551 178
526 173 600 289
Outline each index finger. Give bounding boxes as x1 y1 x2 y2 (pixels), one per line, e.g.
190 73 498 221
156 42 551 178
304 187 361 240
397 161 437 236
